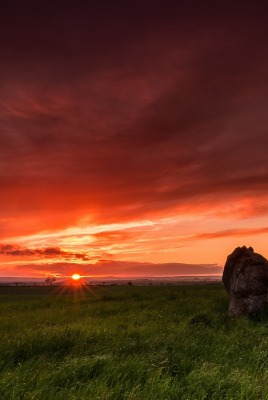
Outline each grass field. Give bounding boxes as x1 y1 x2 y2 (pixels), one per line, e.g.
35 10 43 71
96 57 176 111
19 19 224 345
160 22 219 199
1 284 268 399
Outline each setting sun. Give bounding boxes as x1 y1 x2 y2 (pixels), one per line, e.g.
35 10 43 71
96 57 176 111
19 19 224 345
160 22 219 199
72 273 81 281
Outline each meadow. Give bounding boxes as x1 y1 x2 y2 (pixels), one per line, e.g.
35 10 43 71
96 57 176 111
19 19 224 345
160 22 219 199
1 284 268 399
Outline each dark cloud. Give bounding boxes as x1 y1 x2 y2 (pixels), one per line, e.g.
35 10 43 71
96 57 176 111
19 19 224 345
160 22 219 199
0 244 89 260
0 1 268 236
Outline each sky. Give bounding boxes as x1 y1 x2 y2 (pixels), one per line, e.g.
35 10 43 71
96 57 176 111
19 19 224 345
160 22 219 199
1 2 268 278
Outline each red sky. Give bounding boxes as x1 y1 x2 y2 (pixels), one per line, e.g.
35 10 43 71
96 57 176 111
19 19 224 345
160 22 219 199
1 2 268 278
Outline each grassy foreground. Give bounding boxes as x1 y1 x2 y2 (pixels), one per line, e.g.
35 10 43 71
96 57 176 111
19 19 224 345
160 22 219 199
1 284 268 399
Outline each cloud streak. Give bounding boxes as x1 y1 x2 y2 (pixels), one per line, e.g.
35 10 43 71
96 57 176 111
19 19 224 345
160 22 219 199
191 228 268 241
11 260 222 278
0 244 89 261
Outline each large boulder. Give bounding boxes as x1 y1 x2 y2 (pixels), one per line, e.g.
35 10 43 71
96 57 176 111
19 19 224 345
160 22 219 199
222 246 268 318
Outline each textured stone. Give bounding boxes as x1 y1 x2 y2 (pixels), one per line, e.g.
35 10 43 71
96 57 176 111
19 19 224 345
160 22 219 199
222 246 268 318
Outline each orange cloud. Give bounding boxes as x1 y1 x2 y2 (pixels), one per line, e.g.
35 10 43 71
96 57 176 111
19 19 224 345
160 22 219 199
10 260 222 278
191 227 268 241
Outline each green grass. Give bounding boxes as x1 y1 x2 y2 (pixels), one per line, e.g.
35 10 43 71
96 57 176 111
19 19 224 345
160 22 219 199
1 284 268 399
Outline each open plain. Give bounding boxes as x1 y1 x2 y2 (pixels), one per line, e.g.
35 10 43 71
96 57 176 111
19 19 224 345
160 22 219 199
1 284 268 399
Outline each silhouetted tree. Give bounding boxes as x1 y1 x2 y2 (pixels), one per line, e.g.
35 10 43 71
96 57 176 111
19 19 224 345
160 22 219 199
45 276 56 286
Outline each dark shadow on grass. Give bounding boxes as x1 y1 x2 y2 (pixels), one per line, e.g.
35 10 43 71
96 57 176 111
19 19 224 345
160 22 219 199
248 304 268 324
189 313 213 327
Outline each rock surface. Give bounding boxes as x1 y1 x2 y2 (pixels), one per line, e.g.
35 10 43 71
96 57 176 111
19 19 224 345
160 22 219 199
222 246 268 317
